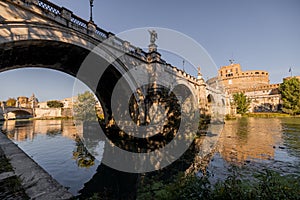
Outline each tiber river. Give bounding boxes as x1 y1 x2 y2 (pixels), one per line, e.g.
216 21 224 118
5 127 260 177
1 118 299 196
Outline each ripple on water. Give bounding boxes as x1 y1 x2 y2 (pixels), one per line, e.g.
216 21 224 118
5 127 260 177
3 120 104 196
205 118 300 182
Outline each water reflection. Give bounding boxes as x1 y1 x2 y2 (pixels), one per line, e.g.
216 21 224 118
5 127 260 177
1 119 103 195
206 117 300 184
1 118 299 198
3 119 81 141
218 118 282 163
281 118 300 158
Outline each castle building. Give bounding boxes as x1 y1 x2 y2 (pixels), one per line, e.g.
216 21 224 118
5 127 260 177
208 62 282 113
217 63 270 93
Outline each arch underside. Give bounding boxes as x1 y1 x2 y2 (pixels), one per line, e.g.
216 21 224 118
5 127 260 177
6 110 33 119
0 39 130 124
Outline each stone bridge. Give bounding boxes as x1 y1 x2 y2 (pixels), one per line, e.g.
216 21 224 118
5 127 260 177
1 106 34 119
0 0 230 175
0 0 229 123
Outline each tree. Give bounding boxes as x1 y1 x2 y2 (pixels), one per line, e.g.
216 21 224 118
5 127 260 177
73 136 95 168
232 93 251 114
47 100 64 108
279 77 300 115
73 91 98 121
6 98 16 107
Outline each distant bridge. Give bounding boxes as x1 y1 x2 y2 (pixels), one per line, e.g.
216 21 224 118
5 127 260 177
1 106 34 120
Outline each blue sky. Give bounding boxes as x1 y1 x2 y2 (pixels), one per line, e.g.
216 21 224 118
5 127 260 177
1 0 299 101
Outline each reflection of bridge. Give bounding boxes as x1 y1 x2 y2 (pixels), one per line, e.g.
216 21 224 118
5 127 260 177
1 106 34 120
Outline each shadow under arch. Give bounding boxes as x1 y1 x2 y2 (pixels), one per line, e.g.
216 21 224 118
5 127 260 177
0 39 135 124
6 110 33 119
0 39 142 198
206 94 214 116
207 94 214 104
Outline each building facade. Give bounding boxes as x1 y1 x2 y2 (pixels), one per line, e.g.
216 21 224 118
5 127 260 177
208 62 282 113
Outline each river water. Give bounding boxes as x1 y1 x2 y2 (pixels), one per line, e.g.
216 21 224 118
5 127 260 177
1 118 299 196
206 118 300 184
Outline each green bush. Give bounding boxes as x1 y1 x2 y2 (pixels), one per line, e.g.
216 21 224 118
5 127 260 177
6 98 16 107
137 169 300 200
232 93 251 114
47 100 64 108
279 77 300 115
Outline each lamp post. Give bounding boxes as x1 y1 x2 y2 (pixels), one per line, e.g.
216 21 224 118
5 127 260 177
89 0 94 22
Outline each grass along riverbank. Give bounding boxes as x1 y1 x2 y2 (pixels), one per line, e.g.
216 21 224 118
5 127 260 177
137 168 300 200
242 112 298 118
226 112 300 120
0 148 29 200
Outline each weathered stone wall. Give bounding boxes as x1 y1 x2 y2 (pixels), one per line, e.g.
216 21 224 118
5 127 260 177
244 87 281 112
217 63 270 93
61 108 73 118
34 108 62 118
34 108 74 118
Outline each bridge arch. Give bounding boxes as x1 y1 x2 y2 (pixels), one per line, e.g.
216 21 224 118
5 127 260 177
0 38 139 125
207 94 214 104
0 1 143 124
6 110 33 120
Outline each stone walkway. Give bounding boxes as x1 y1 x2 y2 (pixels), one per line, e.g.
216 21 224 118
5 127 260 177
0 131 73 200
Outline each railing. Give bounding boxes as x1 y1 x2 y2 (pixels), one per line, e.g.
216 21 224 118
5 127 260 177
70 15 88 29
29 0 150 59
38 0 61 16
6 0 196 71
95 28 109 39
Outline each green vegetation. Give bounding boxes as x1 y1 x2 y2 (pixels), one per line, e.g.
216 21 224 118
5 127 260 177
73 91 98 121
72 136 95 168
137 169 300 200
0 176 29 200
0 152 13 173
225 114 237 120
6 98 16 107
242 112 292 118
279 77 300 115
47 100 64 108
232 93 251 114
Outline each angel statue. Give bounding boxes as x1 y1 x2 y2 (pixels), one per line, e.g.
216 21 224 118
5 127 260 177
148 30 158 45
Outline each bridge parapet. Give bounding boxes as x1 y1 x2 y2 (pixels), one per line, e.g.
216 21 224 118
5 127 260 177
1 0 231 118
2 0 204 84
2 0 149 60
2 0 205 83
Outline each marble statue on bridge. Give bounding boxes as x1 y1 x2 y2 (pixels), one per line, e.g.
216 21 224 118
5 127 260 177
148 29 158 52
